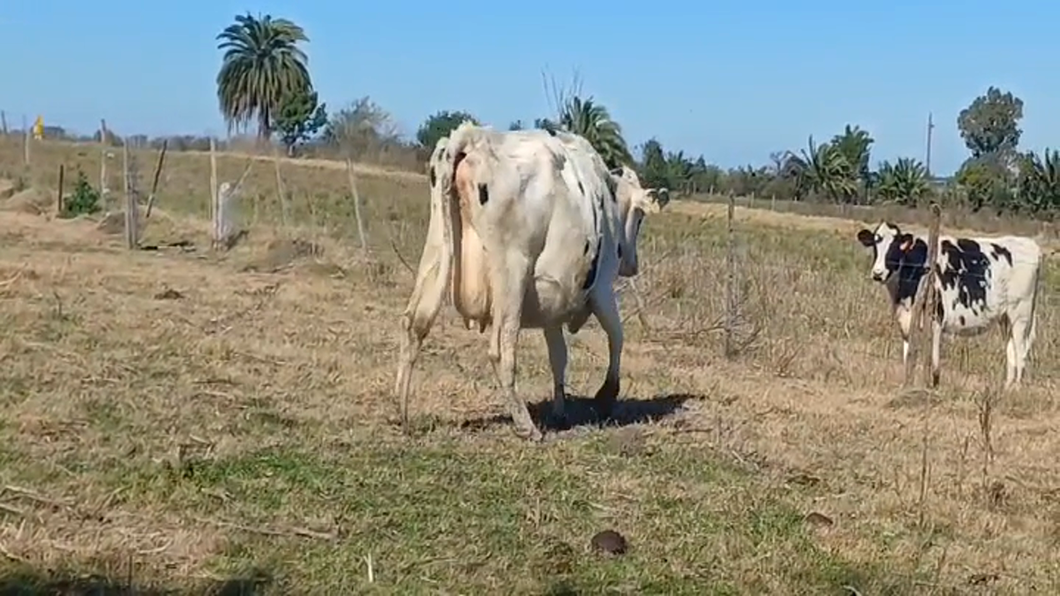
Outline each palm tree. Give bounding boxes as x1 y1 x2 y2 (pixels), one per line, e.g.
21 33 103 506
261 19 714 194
1016 148 1060 213
216 12 312 140
557 96 633 169
783 136 857 202
875 158 929 206
830 125 874 187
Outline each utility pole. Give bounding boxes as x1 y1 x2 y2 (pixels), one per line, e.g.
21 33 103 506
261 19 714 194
925 112 935 179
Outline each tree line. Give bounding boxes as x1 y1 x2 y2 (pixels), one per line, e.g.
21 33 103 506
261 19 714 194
21 12 1060 219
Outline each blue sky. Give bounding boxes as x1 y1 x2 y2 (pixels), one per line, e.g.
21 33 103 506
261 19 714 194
1 1 1054 176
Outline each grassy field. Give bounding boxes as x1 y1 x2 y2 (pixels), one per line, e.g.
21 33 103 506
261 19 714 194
2 135 1060 594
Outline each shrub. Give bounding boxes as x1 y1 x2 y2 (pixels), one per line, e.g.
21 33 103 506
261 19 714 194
61 168 102 218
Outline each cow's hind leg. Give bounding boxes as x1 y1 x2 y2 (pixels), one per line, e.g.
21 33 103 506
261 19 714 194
543 325 568 425
395 261 448 433
589 288 623 419
488 254 541 441
930 320 942 388
1009 315 1033 388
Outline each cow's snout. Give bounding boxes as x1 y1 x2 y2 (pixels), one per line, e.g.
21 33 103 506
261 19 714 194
871 270 886 282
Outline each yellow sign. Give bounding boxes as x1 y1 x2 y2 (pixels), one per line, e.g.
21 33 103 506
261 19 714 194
32 115 43 140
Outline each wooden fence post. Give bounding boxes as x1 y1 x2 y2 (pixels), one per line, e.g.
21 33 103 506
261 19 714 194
99 119 109 206
272 145 290 229
209 137 219 249
56 164 65 215
344 158 368 253
122 138 139 249
724 191 737 359
144 139 168 218
904 203 942 387
22 114 30 168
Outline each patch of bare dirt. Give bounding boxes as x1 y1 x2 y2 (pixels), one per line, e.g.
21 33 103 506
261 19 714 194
241 238 326 273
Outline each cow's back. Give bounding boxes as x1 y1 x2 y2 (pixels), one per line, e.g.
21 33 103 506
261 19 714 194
937 235 1041 334
530 134 616 322
466 130 604 325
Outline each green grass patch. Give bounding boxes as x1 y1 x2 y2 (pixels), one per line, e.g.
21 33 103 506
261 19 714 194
0 434 923 594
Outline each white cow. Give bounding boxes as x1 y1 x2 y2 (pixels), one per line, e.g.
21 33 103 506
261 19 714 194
394 122 669 441
856 221 1042 388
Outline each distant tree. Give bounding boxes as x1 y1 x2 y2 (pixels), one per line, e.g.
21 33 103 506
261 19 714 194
323 96 402 157
534 117 558 132
216 12 311 140
663 151 695 191
638 139 668 188
689 157 726 195
1015 148 1060 214
955 154 1016 212
727 164 772 197
957 87 1024 158
416 110 479 150
275 87 328 156
875 158 929 206
508 120 525 131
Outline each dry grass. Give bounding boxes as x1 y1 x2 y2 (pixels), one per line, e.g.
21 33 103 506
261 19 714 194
1 134 1060 594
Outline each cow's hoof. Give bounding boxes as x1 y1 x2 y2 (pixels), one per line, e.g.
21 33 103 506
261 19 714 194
593 377 620 419
547 404 568 428
514 426 544 442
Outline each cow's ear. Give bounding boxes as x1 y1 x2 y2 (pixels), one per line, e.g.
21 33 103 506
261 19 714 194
856 229 875 247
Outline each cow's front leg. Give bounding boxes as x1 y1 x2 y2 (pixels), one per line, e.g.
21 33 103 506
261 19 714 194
589 287 623 420
542 324 568 425
488 253 541 441
930 320 942 388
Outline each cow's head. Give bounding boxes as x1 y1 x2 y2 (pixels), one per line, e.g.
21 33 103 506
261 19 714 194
856 221 915 283
610 165 669 277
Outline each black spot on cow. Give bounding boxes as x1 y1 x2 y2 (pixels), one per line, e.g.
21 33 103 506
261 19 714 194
938 239 991 312
478 183 489 205
990 243 1013 266
884 232 995 320
583 240 591 255
877 232 946 321
583 247 600 290
958 315 966 326
888 235 930 305
578 181 585 195
429 166 436 187
617 244 623 260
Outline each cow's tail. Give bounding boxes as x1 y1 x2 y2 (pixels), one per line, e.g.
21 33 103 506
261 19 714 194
401 137 457 334
396 135 460 428
434 122 486 307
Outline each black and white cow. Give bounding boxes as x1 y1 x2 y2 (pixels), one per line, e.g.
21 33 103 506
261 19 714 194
856 221 1042 388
